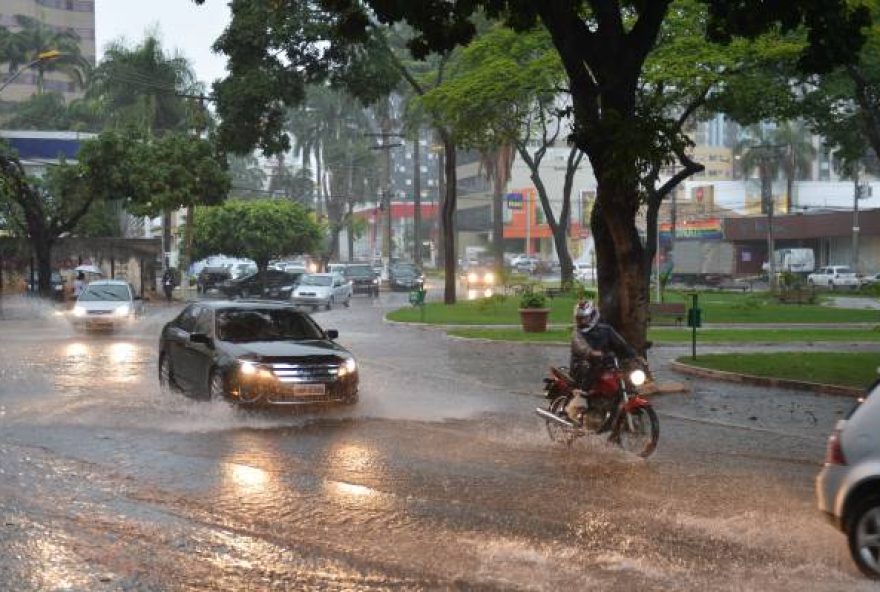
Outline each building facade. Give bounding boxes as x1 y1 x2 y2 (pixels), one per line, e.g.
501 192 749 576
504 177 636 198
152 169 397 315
0 0 96 102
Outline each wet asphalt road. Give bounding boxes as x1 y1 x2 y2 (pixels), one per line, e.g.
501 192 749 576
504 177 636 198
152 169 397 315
0 292 877 591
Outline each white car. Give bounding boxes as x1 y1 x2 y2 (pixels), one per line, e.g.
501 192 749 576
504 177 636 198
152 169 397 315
291 273 352 310
573 262 596 282
816 378 880 578
807 265 860 290
70 279 144 331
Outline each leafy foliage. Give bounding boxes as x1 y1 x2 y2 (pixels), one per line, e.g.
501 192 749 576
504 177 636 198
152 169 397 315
519 290 548 309
192 200 323 270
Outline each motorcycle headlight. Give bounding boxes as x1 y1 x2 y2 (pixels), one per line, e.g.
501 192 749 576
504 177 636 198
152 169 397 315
629 369 647 386
338 358 358 377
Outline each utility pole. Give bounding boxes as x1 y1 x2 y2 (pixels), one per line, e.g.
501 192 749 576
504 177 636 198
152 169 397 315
367 132 402 272
761 155 776 291
413 133 422 266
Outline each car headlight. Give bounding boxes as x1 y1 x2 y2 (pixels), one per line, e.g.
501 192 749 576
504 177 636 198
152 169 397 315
114 304 131 317
629 369 647 386
338 358 358 377
72 306 86 317
238 360 274 379
484 272 495 285
468 272 478 283
372 278 379 284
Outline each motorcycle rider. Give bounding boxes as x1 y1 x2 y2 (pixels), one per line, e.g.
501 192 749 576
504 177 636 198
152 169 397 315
566 300 640 420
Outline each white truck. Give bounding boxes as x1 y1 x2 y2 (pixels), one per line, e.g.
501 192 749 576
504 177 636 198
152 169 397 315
762 248 815 274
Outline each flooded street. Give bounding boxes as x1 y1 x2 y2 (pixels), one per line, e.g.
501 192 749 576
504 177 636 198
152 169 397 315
0 293 872 591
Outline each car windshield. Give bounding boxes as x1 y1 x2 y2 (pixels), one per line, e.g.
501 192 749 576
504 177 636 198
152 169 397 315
215 308 324 342
78 284 130 301
300 275 332 286
393 265 419 274
836 267 854 273
346 266 373 278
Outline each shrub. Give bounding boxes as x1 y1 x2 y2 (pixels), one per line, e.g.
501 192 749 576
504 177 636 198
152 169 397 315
519 290 548 309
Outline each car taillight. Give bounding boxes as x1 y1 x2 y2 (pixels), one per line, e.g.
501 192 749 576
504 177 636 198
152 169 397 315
824 430 847 466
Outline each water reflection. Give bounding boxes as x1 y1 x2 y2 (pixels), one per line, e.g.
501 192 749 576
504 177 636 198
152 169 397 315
57 339 144 393
225 463 270 496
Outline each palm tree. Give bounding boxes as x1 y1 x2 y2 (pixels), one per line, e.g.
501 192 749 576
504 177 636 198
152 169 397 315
3 16 90 94
87 35 200 134
479 143 516 274
734 124 780 212
772 121 816 213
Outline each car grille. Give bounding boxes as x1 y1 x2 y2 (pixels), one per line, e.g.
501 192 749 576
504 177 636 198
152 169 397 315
298 292 317 297
87 310 113 315
269 360 341 383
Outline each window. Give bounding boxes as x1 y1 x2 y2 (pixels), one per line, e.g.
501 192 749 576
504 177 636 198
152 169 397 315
176 305 200 332
195 308 214 335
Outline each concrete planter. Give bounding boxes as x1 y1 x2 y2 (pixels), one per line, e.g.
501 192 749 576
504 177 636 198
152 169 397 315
519 308 550 332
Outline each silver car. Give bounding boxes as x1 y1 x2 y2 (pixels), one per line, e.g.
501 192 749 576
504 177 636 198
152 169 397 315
816 378 880 578
70 279 145 331
291 273 352 310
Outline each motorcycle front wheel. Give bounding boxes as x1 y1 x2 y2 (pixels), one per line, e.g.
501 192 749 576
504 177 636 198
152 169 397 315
545 395 578 445
611 406 659 458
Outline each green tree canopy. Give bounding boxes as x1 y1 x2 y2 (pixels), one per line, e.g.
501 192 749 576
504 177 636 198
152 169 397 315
192 200 323 271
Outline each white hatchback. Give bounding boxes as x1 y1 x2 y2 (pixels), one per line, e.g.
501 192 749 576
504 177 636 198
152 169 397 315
70 279 145 331
807 265 860 289
816 378 880 578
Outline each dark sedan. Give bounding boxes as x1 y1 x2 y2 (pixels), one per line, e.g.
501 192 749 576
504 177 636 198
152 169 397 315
218 270 301 300
158 301 358 407
389 263 424 291
343 264 380 296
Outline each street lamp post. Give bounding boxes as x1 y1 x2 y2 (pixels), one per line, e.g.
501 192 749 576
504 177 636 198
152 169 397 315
0 50 64 94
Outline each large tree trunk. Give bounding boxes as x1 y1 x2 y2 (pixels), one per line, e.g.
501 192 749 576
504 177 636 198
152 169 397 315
592 183 649 356
439 129 457 304
492 181 504 275
33 235 54 298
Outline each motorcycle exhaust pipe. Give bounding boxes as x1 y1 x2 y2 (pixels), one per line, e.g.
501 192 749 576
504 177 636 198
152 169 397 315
535 407 576 428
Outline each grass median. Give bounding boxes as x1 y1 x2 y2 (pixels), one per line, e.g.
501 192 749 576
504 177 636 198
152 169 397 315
390 291 879 325
678 352 879 389
446 326 880 344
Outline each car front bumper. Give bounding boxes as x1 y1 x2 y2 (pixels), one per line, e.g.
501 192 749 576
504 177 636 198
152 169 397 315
292 295 331 307
231 375 359 406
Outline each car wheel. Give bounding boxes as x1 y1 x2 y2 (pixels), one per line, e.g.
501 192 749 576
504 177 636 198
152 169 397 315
326 296 334 310
847 496 880 579
158 353 178 391
208 369 227 402
344 295 351 307
829 280 835 291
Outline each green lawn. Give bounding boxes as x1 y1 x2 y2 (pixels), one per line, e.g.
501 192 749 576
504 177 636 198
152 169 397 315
447 327 880 344
390 290 880 325
679 352 879 389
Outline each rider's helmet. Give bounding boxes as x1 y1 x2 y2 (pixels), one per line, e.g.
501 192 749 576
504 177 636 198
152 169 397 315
574 300 599 331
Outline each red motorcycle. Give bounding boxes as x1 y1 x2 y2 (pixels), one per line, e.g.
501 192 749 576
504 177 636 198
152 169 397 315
535 355 659 457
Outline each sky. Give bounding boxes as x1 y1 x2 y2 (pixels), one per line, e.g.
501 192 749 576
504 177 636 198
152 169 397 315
94 0 231 87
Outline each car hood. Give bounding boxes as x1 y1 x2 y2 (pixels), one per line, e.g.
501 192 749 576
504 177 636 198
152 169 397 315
294 285 332 295
75 300 130 311
221 339 349 361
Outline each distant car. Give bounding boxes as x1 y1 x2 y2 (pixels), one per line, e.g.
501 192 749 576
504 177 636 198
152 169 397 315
343 263 380 296
197 266 232 294
26 270 65 300
230 262 257 279
573 262 596 282
219 270 301 300
807 266 860 290
158 300 358 407
389 263 424 292
70 279 144 331
816 377 880 578
291 273 352 310
859 272 880 287
460 266 496 289
514 256 540 274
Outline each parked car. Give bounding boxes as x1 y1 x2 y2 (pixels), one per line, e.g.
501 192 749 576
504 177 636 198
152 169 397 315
291 273 352 310
70 279 144 331
218 270 301 300
859 272 880 287
389 263 424 291
26 270 65 300
197 266 232 294
343 263 380 296
229 261 257 279
158 300 358 406
514 256 540 274
573 262 596 282
816 377 880 578
807 265 860 290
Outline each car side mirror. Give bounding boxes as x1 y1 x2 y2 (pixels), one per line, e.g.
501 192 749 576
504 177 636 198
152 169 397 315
190 332 213 347
326 329 339 340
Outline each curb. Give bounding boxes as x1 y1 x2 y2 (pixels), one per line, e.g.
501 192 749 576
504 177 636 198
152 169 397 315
670 361 862 397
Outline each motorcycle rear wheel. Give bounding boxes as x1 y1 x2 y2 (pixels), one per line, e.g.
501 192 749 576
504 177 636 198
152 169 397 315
611 406 659 458
545 395 578 445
